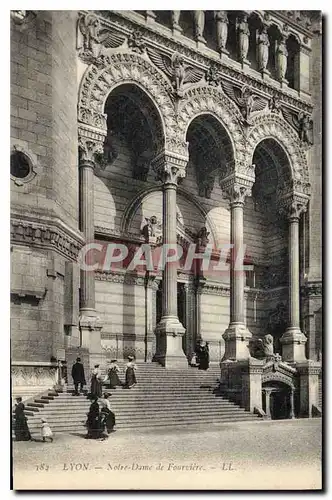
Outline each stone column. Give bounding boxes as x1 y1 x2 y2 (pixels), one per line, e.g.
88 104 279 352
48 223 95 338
215 11 229 57
263 388 272 418
289 387 295 419
279 196 309 362
183 282 197 361
78 135 104 366
221 176 254 360
152 152 188 368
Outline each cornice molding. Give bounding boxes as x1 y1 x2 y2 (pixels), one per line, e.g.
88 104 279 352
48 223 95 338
11 214 85 261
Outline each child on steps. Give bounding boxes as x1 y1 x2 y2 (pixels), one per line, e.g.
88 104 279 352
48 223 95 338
41 418 53 443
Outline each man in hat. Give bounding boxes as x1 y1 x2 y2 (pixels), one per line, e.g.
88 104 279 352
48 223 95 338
71 357 86 395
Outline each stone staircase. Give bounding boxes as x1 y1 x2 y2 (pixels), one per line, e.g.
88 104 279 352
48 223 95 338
14 363 259 437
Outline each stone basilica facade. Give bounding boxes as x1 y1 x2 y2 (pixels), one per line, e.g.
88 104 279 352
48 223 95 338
10 10 322 414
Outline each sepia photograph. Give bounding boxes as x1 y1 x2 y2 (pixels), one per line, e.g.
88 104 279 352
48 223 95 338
9 4 323 491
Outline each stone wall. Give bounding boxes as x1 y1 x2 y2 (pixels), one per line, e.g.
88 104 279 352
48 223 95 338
10 12 81 366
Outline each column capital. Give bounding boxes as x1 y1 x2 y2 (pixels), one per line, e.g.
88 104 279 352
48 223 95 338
220 175 253 206
278 194 309 221
152 151 188 186
78 136 105 169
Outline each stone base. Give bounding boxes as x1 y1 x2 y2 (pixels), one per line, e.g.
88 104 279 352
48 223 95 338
222 323 252 361
297 360 321 417
154 316 188 369
281 327 307 362
260 68 271 79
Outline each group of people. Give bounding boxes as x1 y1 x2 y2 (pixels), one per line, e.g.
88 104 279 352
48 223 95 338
71 355 138 439
191 340 210 370
71 356 138 398
86 393 115 440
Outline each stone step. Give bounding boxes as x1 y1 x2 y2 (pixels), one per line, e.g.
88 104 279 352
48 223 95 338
25 412 258 431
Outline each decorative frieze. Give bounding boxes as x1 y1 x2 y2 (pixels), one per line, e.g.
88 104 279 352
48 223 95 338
83 11 313 116
11 217 85 261
301 282 322 298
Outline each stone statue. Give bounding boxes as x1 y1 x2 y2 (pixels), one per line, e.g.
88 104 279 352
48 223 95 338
275 36 288 82
215 11 228 55
257 26 270 73
171 11 182 32
78 14 101 58
237 13 250 63
141 216 161 243
299 113 313 144
196 227 210 247
193 11 206 43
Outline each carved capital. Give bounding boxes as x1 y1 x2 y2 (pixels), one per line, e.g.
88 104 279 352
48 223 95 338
220 175 253 206
152 151 188 186
278 194 309 221
78 136 105 168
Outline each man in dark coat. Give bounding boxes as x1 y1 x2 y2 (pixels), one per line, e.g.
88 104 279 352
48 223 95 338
71 357 86 395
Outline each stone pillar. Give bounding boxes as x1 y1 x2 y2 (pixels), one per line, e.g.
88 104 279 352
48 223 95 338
183 282 197 361
221 176 254 360
152 152 188 368
78 134 104 367
193 11 206 45
263 388 272 418
279 196 309 362
298 44 311 96
215 11 229 57
276 35 288 87
171 11 182 35
290 387 295 419
241 359 264 412
297 360 321 417
237 12 250 69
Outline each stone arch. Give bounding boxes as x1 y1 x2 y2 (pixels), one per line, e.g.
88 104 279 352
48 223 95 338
177 86 246 174
78 52 178 153
262 374 296 390
246 113 310 195
120 185 219 245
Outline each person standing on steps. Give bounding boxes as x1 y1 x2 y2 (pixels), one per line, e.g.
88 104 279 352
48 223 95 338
99 392 116 437
85 396 102 439
107 359 124 389
90 364 103 398
198 341 210 371
123 355 137 389
71 357 86 396
14 397 32 441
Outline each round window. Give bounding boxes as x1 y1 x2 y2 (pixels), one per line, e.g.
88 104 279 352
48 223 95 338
11 150 32 179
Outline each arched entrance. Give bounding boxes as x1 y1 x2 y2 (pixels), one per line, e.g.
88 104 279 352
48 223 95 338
262 380 295 420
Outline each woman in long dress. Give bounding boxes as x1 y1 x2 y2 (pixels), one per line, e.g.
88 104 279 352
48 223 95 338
90 364 103 398
198 342 210 371
107 360 123 389
99 393 116 436
85 397 102 439
123 356 137 389
14 397 31 441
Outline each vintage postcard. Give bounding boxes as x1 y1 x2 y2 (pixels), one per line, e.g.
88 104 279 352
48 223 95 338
10 6 322 491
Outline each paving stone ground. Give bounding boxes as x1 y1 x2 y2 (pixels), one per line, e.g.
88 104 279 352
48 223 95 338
12 418 322 490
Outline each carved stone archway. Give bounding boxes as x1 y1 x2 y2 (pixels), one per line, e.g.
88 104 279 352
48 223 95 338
78 52 179 154
177 85 247 177
246 112 311 196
